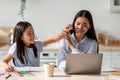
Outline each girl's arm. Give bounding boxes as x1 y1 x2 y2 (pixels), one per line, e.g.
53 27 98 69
43 32 63 46
43 24 72 46
0 54 14 72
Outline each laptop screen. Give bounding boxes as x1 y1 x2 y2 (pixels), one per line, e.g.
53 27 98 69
66 54 103 74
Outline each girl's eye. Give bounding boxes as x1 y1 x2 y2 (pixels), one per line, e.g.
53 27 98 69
27 33 32 36
27 33 31 36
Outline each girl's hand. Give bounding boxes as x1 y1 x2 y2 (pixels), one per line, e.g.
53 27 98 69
0 54 14 72
62 24 73 34
4 64 14 72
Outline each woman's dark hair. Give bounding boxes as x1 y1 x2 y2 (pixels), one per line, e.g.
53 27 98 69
71 10 99 53
13 21 37 64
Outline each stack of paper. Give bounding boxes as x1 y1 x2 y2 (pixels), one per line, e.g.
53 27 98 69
101 66 116 72
14 67 44 72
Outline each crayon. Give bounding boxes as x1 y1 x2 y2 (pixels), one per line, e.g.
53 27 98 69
14 71 23 77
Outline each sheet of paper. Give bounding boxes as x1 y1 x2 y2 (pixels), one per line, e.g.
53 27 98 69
14 67 44 72
101 66 116 72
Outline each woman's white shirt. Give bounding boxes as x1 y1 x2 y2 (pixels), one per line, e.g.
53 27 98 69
56 33 98 68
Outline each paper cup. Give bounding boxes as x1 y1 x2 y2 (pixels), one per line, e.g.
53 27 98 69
43 63 54 77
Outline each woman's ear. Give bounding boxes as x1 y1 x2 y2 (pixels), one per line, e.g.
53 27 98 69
88 24 91 29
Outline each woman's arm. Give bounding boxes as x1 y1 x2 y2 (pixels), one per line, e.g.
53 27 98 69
0 54 14 72
61 24 76 50
63 33 75 50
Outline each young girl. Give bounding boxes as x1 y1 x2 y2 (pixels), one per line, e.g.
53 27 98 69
0 21 63 72
56 10 98 68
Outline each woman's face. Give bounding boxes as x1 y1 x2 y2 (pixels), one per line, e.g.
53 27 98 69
74 17 90 35
21 26 35 47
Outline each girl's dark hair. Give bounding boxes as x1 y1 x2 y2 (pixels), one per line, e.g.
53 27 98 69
71 10 99 53
13 21 37 64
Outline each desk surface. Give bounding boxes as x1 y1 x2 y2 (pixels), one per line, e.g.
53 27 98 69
0 68 118 80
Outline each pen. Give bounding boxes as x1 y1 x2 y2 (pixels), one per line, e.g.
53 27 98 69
5 74 11 79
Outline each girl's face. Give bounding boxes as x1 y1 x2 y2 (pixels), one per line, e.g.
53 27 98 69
21 26 35 47
74 17 90 35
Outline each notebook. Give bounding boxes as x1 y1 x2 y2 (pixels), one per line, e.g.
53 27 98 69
14 67 44 72
66 54 103 74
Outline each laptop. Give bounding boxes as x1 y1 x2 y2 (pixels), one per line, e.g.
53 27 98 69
66 54 103 74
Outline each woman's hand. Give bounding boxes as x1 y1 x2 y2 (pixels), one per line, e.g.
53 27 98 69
62 24 75 50
62 24 73 40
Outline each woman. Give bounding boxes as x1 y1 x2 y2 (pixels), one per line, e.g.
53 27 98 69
56 10 99 68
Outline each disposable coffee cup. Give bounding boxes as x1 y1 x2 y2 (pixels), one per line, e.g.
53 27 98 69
43 63 54 77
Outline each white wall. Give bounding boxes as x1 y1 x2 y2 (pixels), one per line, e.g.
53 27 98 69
0 0 120 39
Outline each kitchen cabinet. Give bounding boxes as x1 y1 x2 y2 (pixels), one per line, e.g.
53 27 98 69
111 51 120 68
1 44 120 68
0 50 14 66
40 48 58 65
0 50 7 60
110 0 120 12
100 50 120 68
100 51 112 67
41 46 120 67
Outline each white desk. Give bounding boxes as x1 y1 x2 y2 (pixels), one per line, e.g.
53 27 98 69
0 68 118 80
